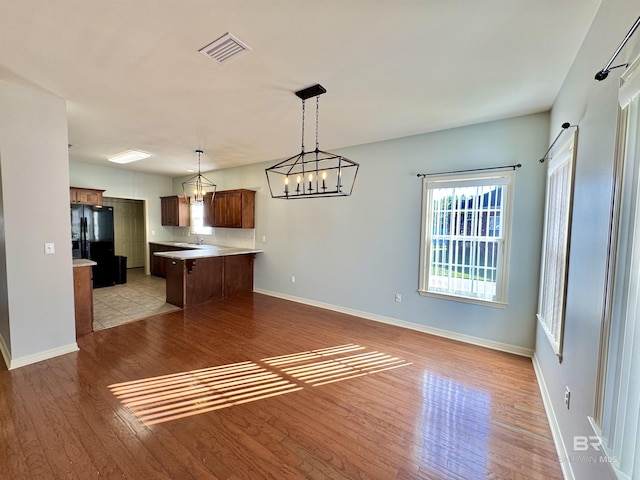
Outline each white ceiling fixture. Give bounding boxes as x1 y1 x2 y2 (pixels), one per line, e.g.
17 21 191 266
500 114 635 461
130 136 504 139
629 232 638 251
198 32 251 64
107 150 151 164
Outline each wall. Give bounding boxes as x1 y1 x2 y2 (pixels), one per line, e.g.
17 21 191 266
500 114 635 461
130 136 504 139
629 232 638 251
188 112 549 353
534 0 640 478
0 70 77 367
69 161 175 271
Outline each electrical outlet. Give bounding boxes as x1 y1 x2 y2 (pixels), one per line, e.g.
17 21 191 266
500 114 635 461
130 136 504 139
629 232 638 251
395 293 402 303
44 242 55 254
564 386 571 409
290 275 296 283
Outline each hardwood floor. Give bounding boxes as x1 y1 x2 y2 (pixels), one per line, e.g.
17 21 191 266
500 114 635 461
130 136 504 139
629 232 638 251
0 293 562 479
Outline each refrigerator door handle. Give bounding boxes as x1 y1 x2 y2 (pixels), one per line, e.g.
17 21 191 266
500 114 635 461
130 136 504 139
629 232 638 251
82 217 87 257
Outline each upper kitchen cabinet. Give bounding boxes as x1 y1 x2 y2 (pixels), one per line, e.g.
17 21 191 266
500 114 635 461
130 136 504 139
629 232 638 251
160 195 190 227
204 189 255 228
70 187 104 206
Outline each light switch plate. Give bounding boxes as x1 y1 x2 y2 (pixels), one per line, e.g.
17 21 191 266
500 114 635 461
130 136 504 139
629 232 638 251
44 242 55 254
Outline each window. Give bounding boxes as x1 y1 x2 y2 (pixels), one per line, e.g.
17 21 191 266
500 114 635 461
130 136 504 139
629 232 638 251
190 203 212 235
593 56 640 478
419 171 514 305
537 131 577 358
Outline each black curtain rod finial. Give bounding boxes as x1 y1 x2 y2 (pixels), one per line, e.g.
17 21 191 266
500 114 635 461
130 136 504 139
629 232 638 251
595 70 609 81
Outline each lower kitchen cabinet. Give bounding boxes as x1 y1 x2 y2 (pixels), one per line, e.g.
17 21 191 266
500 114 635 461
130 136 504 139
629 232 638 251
165 254 255 308
73 265 94 338
149 243 197 277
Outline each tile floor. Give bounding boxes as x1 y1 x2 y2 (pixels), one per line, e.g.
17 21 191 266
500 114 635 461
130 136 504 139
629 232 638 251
93 267 180 331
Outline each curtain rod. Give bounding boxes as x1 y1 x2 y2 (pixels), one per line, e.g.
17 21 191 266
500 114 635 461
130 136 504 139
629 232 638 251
539 122 578 163
595 16 640 81
416 163 521 178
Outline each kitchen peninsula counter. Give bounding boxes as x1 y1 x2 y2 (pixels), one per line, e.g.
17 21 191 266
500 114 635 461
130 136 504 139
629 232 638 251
152 242 262 308
152 242 262 260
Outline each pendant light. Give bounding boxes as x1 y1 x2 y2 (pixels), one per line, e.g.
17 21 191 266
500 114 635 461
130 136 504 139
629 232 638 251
182 149 216 204
265 84 359 199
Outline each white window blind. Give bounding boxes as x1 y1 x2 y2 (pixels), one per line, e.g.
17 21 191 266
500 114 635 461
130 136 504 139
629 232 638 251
537 132 576 357
596 58 640 479
419 171 513 305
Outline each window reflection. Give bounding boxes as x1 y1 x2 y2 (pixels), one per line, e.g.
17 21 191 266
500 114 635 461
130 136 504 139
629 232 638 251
419 372 490 478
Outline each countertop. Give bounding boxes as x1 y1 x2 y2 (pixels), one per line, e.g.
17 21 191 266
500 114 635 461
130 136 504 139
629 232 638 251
152 241 263 260
73 258 97 267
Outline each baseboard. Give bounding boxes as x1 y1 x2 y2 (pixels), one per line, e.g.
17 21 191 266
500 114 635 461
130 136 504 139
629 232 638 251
7 342 79 370
254 289 533 357
532 353 573 480
0 333 11 370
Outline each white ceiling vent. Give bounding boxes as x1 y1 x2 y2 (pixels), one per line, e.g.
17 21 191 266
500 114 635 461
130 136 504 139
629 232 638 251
199 33 251 64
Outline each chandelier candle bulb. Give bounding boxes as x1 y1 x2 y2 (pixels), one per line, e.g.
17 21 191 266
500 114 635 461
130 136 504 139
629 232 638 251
322 171 327 190
284 176 289 195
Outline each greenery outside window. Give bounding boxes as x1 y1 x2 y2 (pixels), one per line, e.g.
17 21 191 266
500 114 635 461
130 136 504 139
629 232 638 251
419 171 514 306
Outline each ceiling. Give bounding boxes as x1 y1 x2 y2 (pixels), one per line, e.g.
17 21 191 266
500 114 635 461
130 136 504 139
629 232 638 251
0 1 601 177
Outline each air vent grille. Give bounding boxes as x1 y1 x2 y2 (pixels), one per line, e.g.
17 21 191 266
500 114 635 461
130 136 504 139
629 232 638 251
199 33 251 64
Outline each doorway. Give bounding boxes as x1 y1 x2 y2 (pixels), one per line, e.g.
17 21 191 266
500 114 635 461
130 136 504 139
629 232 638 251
103 197 146 268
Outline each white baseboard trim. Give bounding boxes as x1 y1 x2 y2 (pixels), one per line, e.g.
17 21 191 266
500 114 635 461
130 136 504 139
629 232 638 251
254 289 533 357
0 333 11 370
532 353 573 480
7 342 79 370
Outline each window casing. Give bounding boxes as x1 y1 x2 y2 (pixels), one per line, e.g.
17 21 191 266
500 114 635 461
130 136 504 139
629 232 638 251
536 132 577 358
419 171 514 306
593 55 640 479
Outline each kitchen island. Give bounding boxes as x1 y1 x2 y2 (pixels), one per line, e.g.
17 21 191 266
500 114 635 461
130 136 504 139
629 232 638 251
152 242 262 308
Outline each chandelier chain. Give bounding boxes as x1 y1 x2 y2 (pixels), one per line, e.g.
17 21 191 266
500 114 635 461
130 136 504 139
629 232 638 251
315 95 320 151
300 99 306 152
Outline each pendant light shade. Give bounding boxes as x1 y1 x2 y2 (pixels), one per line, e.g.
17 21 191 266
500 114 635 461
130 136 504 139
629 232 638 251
182 149 216 204
265 84 359 199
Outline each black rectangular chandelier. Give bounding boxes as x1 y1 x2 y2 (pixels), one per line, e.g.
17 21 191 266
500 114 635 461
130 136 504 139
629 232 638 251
265 84 359 199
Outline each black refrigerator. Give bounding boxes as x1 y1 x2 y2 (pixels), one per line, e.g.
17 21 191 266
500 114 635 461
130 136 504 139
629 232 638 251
71 204 116 288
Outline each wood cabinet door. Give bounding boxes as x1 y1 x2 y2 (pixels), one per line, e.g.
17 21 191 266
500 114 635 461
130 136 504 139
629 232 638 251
70 187 104 206
160 197 176 225
203 192 215 226
160 196 190 227
165 258 185 307
213 193 228 227
225 192 243 227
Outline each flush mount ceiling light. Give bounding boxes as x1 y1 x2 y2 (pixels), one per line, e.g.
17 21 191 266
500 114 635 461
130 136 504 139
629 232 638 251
182 149 216 204
265 84 359 199
107 149 151 164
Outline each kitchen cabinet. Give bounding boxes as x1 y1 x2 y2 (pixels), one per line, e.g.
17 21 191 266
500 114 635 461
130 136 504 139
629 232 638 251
149 242 197 277
160 195 190 227
70 187 104 206
203 189 255 228
164 254 255 308
73 263 94 338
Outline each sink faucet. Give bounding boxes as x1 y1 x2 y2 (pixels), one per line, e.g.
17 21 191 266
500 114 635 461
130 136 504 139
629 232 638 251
197 237 204 245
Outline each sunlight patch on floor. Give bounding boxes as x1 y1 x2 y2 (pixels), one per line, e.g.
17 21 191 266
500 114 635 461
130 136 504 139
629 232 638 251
109 344 411 425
